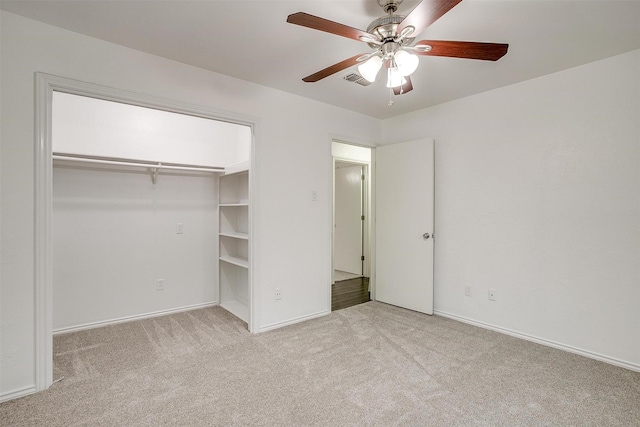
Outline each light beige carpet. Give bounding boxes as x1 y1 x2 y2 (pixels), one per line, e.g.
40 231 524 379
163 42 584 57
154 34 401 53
1 302 639 426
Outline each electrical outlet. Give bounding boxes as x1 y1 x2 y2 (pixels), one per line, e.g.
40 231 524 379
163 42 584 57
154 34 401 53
275 288 282 300
157 279 164 291
465 285 472 297
176 223 184 234
488 288 496 301
311 190 318 202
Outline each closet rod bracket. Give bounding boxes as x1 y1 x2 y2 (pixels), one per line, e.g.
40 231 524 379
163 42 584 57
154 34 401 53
148 166 161 185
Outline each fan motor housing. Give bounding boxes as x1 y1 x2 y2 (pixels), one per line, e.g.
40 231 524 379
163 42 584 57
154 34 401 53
366 15 414 49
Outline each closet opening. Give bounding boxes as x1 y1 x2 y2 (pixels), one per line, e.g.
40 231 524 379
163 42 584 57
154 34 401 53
51 91 252 338
331 141 372 311
36 74 258 392
50 91 253 339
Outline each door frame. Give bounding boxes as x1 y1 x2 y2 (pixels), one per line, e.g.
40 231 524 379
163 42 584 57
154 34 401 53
34 73 259 392
330 141 373 300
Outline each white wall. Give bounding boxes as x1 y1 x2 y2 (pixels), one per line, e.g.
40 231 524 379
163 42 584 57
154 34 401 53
53 167 217 331
334 165 363 275
53 92 246 167
0 10 380 399
332 141 372 164
236 126 252 166
382 50 640 369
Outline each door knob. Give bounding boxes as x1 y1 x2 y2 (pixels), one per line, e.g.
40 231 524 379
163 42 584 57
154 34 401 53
423 232 430 240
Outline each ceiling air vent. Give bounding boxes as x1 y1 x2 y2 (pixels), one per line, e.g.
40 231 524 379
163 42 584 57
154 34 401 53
343 73 371 86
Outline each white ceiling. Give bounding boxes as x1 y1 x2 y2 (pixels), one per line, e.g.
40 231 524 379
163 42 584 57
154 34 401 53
2 0 639 119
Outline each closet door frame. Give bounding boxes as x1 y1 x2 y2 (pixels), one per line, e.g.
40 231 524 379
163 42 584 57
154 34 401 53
34 73 258 393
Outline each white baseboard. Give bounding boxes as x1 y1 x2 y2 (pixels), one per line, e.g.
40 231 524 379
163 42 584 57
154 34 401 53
434 310 640 373
0 385 36 403
53 301 219 335
257 309 330 333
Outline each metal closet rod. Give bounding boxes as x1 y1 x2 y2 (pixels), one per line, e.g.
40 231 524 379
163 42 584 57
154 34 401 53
52 152 225 184
52 152 225 172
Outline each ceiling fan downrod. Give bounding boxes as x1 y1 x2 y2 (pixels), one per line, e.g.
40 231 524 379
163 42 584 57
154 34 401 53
378 0 403 14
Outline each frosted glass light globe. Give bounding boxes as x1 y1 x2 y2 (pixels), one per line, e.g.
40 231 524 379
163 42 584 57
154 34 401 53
357 56 383 83
394 50 419 77
386 66 407 88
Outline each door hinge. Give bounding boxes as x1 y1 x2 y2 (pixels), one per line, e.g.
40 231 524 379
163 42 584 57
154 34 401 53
361 175 365 180
361 256 365 261
361 215 365 221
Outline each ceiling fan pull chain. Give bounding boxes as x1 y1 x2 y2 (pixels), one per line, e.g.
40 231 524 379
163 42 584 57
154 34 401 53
388 88 394 107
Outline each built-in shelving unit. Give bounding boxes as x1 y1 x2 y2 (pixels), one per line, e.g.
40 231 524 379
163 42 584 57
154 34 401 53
219 163 250 324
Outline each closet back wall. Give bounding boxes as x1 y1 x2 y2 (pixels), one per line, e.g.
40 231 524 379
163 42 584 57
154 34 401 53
53 168 217 331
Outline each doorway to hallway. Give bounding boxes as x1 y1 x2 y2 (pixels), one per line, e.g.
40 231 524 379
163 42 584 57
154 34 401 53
332 141 371 311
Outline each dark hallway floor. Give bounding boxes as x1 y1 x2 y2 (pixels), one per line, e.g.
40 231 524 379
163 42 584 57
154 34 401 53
331 277 370 311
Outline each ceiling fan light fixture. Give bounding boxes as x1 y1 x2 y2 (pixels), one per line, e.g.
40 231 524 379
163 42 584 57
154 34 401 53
394 50 419 76
287 0 509 99
386 65 406 88
358 55 383 82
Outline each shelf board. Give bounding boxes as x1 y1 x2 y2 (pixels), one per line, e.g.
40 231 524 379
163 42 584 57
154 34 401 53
219 202 249 207
220 255 249 269
219 231 249 240
220 300 248 322
224 160 250 175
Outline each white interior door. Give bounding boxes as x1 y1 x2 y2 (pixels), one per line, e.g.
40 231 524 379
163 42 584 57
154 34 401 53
335 164 363 275
375 138 434 314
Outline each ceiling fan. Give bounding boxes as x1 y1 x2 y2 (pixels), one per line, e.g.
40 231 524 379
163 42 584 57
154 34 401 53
286 0 508 97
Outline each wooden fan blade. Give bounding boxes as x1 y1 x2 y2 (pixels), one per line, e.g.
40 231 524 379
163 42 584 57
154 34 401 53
287 12 374 42
302 54 364 83
415 40 509 61
398 0 463 37
393 76 414 95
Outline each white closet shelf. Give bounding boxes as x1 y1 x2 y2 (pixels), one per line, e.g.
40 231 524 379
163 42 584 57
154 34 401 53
219 255 249 269
224 160 250 175
219 202 249 207
220 300 248 322
53 152 225 184
219 231 249 240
